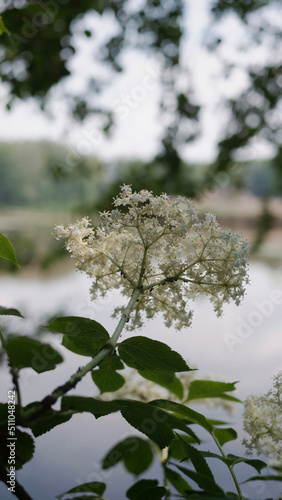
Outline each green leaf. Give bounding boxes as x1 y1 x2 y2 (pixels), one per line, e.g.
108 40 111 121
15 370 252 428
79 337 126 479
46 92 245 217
92 355 125 393
126 479 166 500
102 437 153 475
177 436 216 482
60 497 105 500
0 427 35 470
158 412 200 443
165 466 192 495
138 369 183 399
150 400 213 433
207 419 229 426
61 397 121 419
201 451 266 473
168 434 200 460
226 454 266 473
0 233 19 266
25 405 73 437
45 316 109 356
13 429 35 470
56 482 106 499
213 427 237 446
118 337 190 372
119 400 175 449
0 16 10 35
5 336 63 373
61 398 190 449
242 474 282 483
0 306 23 318
172 494 236 500
176 465 224 496
187 380 240 403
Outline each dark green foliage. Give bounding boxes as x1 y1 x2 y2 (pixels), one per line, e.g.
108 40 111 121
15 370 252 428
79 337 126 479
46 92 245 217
92 355 125 393
126 479 166 500
61 397 201 449
0 16 9 36
0 410 35 470
24 405 72 438
168 434 200 461
138 369 184 399
56 482 106 499
0 0 185 141
59 497 104 500
213 428 237 446
165 466 192 495
242 474 282 483
46 316 109 356
118 336 191 372
61 396 120 418
4 336 63 373
150 400 213 433
119 400 175 449
0 232 20 267
186 380 240 403
177 436 223 495
200 451 266 473
102 437 153 475
0 306 23 318
176 464 224 496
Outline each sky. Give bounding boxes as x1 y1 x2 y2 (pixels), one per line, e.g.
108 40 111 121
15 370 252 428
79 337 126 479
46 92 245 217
0 0 256 162
0 0 277 163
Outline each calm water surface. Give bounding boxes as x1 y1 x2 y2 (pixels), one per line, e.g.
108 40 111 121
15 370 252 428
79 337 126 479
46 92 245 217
0 262 282 500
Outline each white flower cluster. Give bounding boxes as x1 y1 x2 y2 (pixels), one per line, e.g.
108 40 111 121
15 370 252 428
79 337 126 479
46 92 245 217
54 185 249 329
243 371 282 467
100 368 235 415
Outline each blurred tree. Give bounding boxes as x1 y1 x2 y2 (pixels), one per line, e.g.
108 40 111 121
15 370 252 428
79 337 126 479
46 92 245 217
0 0 281 199
0 145 26 205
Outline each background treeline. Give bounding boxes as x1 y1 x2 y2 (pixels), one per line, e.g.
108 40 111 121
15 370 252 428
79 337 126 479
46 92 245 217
0 140 281 212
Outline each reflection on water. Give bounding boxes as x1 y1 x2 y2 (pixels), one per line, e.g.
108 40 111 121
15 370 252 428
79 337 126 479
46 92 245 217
0 262 282 500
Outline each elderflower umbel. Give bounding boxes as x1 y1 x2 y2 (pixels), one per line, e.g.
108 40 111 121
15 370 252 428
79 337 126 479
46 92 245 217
243 371 282 467
54 185 249 330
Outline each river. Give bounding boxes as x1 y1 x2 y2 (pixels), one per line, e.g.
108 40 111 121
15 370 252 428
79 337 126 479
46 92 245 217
0 261 282 500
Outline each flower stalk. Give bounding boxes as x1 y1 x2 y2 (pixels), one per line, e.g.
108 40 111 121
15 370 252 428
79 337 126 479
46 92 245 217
212 431 244 500
22 288 142 423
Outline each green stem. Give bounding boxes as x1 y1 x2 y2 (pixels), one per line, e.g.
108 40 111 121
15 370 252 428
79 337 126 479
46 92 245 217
108 288 142 346
0 330 22 412
212 431 243 500
23 288 142 422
